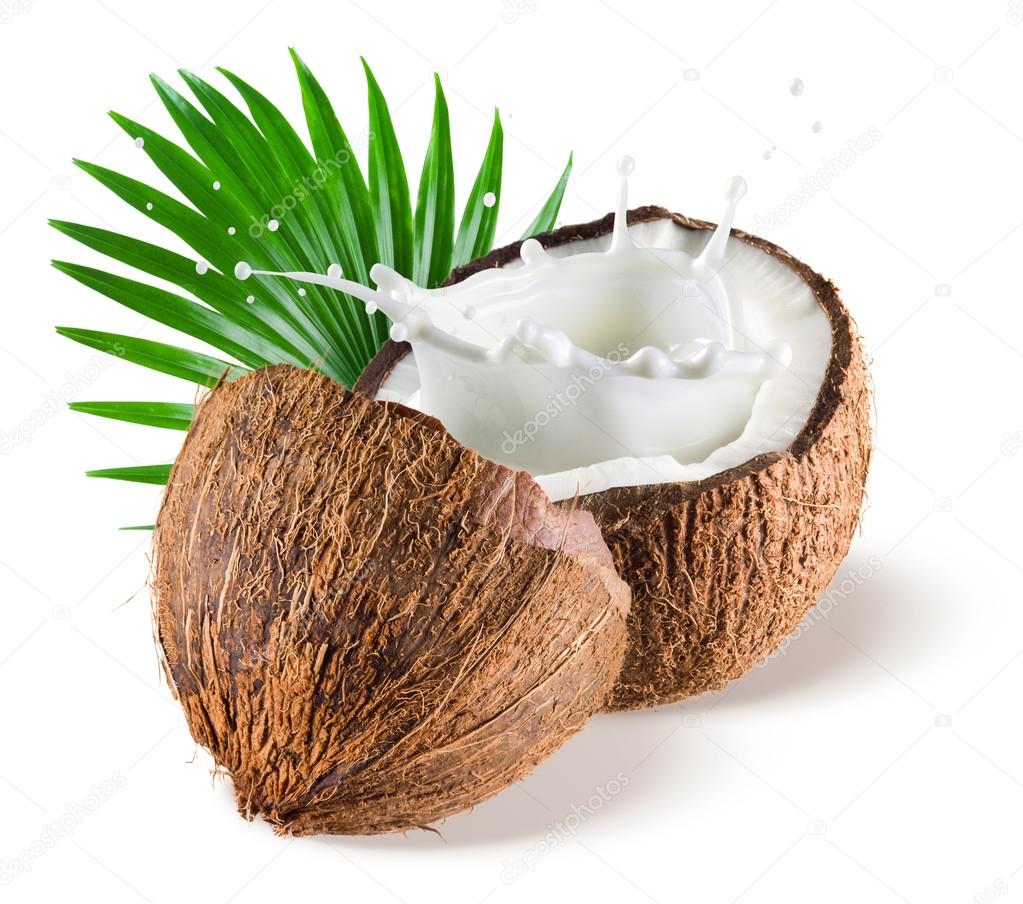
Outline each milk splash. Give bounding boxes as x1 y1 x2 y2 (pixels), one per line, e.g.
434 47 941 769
236 158 792 475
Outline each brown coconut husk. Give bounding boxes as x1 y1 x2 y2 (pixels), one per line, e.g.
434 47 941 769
152 365 629 834
356 206 872 711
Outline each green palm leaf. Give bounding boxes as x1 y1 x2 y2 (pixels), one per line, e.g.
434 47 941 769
362 58 413 280
53 261 281 369
523 153 573 239
53 52 572 521
55 328 245 386
289 49 378 279
453 110 503 268
69 401 195 430
413 75 455 288
86 464 173 485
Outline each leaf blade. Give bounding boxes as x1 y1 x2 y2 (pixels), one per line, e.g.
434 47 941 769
86 464 172 485
413 75 455 288
289 48 378 274
452 109 503 268
50 219 315 365
362 59 413 278
69 401 194 431
522 152 572 239
53 260 280 370
55 327 245 386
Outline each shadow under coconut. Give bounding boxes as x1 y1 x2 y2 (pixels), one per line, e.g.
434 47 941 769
709 552 945 708
264 553 943 847
331 553 935 848
334 703 698 850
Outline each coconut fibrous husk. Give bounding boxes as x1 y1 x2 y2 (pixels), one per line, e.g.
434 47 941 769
152 365 630 835
356 206 873 711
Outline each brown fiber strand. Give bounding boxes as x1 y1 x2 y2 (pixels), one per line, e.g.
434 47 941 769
152 366 629 834
355 206 873 711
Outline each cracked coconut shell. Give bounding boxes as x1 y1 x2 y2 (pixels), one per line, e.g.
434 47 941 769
356 206 873 711
152 365 630 835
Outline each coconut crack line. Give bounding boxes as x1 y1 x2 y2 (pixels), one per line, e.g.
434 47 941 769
234 157 794 475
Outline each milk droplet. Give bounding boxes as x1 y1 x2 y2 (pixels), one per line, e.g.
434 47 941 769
267 219 279 232
195 260 209 275
134 137 145 148
246 295 255 304
212 180 221 190
145 202 153 211
297 287 306 297
811 121 823 133
616 155 635 178
365 301 378 315
234 261 252 280
227 226 236 235
390 323 409 343
520 238 546 266
790 78 804 97
326 263 343 278
725 175 747 202
483 191 496 208
463 305 477 320
517 320 538 346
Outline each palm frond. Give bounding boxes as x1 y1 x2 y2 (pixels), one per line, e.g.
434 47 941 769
53 52 572 499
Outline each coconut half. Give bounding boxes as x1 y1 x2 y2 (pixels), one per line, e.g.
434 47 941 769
153 365 629 834
356 206 872 710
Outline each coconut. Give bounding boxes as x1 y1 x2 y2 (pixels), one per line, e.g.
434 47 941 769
152 365 629 834
356 205 872 710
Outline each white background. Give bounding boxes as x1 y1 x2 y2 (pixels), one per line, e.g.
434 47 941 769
2 0 1021 901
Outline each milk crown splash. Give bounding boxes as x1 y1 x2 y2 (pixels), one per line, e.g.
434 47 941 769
235 158 791 474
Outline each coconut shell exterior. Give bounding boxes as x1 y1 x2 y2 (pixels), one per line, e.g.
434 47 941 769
356 206 872 711
153 365 629 834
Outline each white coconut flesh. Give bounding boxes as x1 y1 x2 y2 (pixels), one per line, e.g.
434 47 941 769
372 216 831 502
